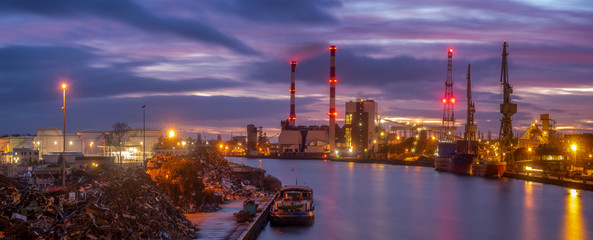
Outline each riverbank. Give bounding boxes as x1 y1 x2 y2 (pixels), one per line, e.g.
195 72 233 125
235 156 593 192
330 156 434 167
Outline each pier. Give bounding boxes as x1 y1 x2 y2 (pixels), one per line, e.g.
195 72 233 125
185 195 275 239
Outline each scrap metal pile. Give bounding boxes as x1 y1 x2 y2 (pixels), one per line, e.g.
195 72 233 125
147 149 281 212
0 168 197 239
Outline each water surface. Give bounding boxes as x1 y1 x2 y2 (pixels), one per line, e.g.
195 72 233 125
228 158 592 240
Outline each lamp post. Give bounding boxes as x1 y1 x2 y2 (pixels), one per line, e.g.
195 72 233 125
571 144 577 168
61 83 67 187
142 105 146 167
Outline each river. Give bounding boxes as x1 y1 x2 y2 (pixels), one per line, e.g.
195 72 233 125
227 157 592 240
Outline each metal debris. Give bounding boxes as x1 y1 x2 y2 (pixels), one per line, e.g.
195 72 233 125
0 169 197 239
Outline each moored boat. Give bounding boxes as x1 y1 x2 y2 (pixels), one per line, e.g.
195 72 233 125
449 153 473 175
270 185 314 225
473 161 506 178
435 157 451 171
435 142 457 172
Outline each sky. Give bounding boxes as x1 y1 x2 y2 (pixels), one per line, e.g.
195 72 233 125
1 0 592 141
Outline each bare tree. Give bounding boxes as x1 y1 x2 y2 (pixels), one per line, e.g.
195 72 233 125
107 122 131 165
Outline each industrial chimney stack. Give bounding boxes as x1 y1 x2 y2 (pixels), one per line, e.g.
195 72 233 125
329 46 337 154
289 61 297 126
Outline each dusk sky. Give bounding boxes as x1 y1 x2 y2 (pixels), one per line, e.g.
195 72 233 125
1 0 592 140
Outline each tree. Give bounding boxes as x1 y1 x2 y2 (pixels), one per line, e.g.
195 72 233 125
106 122 131 165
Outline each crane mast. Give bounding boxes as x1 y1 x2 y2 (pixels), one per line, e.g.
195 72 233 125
499 41 517 163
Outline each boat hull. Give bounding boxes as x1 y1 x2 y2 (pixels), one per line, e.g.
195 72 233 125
449 154 473 175
269 211 314 225
434 157 451 171
473 161 506 178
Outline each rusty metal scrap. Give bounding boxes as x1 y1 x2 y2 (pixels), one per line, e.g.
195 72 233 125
0 169 197 239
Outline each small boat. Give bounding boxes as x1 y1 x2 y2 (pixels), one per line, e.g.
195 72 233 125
269 185 314 225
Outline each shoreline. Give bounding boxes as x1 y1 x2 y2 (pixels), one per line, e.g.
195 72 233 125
232 156 593 192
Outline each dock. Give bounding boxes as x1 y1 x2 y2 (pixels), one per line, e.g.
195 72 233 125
504 171 593 191
185 195 275 240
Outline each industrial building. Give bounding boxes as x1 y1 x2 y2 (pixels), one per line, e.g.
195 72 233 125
0 128 161 164
278 122 329 157
344 99 379 153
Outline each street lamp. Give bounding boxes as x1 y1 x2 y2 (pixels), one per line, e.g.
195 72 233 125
142 105 146 166
571 144 577 167
61 83 67 187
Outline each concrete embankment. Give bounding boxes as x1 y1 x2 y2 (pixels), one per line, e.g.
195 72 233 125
503 172 593 192
239 193 277 240
185 195 275 240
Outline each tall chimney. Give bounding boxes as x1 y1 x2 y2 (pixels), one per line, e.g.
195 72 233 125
329 46 337 154
289 61 297 126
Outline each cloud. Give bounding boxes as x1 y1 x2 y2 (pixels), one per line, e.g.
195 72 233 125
0 45 245 104
211 0 341 24
0 0 256 54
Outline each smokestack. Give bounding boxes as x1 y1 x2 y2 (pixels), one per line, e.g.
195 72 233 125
289 61 297 126
329 46 337 154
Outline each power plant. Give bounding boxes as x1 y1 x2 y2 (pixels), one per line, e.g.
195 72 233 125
232 41 592 182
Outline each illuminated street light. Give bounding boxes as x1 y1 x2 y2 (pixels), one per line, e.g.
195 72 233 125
61 83 67 187
168 130 175 138
571 144 577 167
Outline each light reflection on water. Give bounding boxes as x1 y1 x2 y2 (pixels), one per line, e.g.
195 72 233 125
565 189 586 240
228 158 593 240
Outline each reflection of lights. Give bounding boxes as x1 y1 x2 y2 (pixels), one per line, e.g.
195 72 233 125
569 189 579 197
349 148 353 153
525 166 543 172
565 188 584 240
